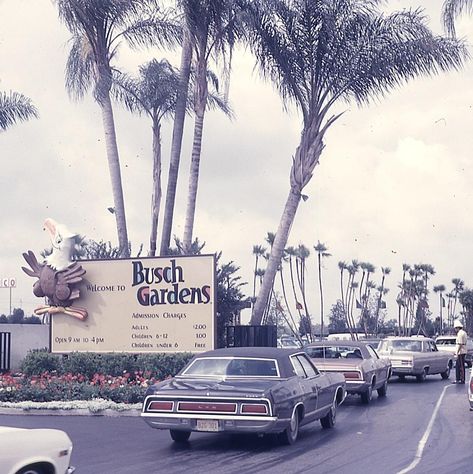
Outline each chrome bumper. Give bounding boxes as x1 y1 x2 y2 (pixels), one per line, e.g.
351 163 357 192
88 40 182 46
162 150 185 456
141 412 283 434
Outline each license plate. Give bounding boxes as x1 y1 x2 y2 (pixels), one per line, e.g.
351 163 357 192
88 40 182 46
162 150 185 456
196 419 219 432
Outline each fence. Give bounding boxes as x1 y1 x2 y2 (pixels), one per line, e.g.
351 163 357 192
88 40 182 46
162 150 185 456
226 325 277 348
0 332 11 372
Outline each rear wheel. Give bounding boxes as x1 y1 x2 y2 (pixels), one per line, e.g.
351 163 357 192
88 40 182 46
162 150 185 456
441 365 451 380
170 430 191 442
361 383 373 404
377 380 388 397
17 466 49 474
416 369 427 383
278 408 299 445
320 401 337 429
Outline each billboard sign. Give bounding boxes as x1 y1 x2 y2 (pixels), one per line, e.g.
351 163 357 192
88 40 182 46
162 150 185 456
51 254 216 353
0 278 16 288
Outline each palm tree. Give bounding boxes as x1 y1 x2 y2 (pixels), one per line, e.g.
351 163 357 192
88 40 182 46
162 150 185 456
314 241 330 339
375 267 390 335
434 284 446 333
443 0 473 36
338 260 347 313
181 1 241 252
161 0 242 254
247 0 467 325
0 91 38 131
56 0 177 257
251 244 266 304
113 59 180 256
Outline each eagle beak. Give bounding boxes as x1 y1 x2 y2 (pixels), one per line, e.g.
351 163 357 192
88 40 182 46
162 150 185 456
43 218 57 237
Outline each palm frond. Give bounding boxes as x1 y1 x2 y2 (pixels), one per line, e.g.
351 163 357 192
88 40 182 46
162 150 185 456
0 91 38 131
65 34 96 100
442 0 473 36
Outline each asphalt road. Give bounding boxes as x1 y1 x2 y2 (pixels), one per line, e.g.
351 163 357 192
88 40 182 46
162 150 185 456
3 374 473 474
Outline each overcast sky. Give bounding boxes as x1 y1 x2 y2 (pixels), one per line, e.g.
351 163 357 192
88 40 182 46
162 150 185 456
1 0 473 327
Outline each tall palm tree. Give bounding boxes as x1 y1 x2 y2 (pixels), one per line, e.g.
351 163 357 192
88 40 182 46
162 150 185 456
252 244 266 304
375 267 390 335
113 59 180 256
56 0 177 257
314 241 330 339
433 284 446 333
0 91 38 131
161 0 241 254
338 260 347 314
247 0 467 325
443 0 473 36
181 0 241 252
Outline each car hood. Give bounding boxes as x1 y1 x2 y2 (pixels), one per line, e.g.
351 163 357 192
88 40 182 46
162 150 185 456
147 377 281 398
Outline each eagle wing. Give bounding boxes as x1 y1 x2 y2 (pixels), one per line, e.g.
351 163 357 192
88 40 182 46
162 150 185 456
22 251 44 278
55 262 86 303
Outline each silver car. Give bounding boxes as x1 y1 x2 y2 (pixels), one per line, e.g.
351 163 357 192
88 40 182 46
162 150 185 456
377 336 453 382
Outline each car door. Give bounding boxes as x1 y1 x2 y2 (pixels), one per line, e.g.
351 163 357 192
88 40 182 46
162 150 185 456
429 340 446 372
290 354 319 419
366 344 388 384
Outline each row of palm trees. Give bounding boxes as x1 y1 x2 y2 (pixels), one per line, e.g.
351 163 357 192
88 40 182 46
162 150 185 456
3 1 473 331
253 237 473 339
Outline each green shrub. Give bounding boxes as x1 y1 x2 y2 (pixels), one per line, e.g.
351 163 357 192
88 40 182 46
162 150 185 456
20 350 62 376
19 350 194 379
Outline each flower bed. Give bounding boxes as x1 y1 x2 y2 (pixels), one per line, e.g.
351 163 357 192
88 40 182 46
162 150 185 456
0 370 158 404
0 350 194 406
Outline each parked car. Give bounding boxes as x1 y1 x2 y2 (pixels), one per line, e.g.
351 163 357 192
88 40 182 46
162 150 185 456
435 335 473 368
277 336 301 348
0 426 75 474
304 341 391 404
141 347 346 445
377 336 453 382
469 369 473 411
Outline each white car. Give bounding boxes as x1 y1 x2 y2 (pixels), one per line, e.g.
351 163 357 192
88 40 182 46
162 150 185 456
435 335 473 368
0 426 75 474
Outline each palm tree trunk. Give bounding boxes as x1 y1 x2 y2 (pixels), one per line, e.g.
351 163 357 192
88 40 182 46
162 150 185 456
251 189 301 325
100 93 129 257
183 108 206 251
160 30 193 255
149 121 162 257
318 253 324 340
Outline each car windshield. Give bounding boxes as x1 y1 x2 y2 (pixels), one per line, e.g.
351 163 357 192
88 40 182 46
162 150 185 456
306 346 363 359
182 357 279 377
436 339 455 346
379 340 422 352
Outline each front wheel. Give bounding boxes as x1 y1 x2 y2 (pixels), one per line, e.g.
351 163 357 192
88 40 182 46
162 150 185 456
416 370 427 383
278 408 299 445
170 430 191 442
320 401 337 429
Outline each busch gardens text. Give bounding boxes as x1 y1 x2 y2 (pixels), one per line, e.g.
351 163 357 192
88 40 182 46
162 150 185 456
132 260 211 306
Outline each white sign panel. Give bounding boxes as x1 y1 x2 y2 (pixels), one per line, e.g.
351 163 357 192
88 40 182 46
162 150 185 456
51 255 216 353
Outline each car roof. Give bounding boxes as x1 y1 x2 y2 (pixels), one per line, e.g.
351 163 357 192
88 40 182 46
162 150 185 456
184 347 308 378
306 340 372 348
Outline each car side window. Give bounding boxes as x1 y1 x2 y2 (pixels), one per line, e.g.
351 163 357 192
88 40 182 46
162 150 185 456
430 341 438 352
291 356 307 378
366 345 379 359
297 354 319 377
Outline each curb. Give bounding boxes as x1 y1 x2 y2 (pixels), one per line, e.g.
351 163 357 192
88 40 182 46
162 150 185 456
0 407 142 417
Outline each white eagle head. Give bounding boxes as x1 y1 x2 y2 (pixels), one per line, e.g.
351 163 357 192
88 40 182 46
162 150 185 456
43 218 78 271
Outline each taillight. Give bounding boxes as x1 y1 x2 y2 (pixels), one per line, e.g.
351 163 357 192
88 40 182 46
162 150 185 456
241 403 268 414
343 371 362 380
148 400 174 411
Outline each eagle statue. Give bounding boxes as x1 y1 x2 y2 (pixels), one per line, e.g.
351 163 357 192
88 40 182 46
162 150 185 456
22 218 88 321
